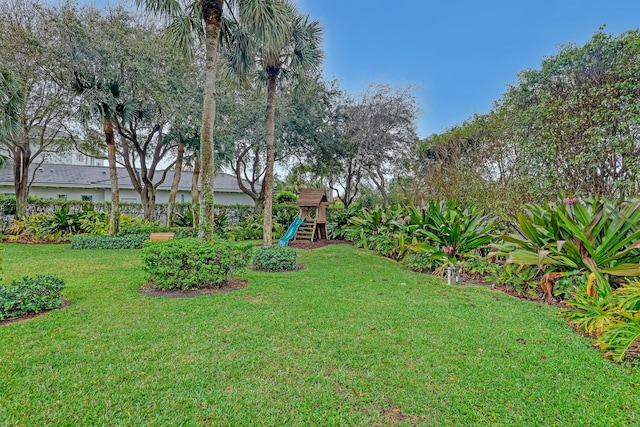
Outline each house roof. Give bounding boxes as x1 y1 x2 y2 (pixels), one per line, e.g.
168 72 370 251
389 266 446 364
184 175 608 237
294 188 329 207
0 163 254 193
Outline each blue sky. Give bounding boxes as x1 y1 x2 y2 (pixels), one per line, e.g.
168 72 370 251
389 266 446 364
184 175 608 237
296 0 640 137
88 0 640 138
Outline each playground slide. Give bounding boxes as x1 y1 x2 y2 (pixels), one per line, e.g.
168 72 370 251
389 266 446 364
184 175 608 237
278 217 305 246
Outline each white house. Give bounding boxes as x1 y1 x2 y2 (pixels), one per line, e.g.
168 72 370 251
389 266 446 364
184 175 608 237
0 163 257 205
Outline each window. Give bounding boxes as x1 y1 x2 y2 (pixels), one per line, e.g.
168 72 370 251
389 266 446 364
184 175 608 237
57 194 67 201
81 195 93 202
180 194 185 203
77 154 84 162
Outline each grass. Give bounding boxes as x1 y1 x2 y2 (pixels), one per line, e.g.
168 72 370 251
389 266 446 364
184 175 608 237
1 243 639 426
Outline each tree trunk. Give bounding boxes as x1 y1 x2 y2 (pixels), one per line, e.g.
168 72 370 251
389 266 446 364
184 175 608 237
167 142 184 226
191 156 200 229
12 140 30 219
141 185 156 221
105 118 120 236
262 71 278 247
198 1 223 241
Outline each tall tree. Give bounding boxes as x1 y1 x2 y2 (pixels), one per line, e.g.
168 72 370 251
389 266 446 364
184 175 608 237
137 0 286 241
227 0 322 246
54 4 131 235
0 0 73 219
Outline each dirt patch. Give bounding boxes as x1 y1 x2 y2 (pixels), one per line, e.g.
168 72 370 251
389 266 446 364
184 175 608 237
2 238 70 244
427 271 571 308
137 279 249 298
287 239 352 250
0 298 71 326
625 336 640 363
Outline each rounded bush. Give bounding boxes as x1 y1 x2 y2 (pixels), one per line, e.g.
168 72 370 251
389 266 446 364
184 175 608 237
252 246 297 271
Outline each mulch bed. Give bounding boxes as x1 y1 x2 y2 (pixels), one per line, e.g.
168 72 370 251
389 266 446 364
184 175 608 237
442 272 571 309
137 279 249 298
2 238 70 244
287 239 352 250
624 337 640 363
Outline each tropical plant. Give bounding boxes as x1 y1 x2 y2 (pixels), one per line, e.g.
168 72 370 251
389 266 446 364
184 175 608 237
409 201 496 268
596 315 640 363
492 197 640 299
343 201 496 269
564 281 640 362
564 291 620 337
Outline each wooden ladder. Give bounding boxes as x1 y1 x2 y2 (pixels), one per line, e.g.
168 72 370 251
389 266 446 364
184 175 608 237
295 219 317 241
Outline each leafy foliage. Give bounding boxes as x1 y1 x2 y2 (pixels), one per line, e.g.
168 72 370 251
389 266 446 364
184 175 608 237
141 239 252 290
343 201 496 271
71 235 149 250
275 191 297 203
0 274 65 320
252 246 297 271
564 281 640 362
492 197 640 298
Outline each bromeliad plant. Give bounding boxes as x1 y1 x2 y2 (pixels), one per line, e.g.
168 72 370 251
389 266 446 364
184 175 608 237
343 201 496 269
491 197 640 300
408 201 496 272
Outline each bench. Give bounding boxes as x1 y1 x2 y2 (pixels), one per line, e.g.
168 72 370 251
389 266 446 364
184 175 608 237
149 232 175 241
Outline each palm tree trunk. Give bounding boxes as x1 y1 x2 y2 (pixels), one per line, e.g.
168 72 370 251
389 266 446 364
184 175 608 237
263 72 278 247
105 118 120 236
198 1 223 241
192 156 200 229
167 142 184 226
12 140 30 220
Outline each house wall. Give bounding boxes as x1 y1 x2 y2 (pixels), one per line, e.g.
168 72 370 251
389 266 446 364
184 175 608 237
0 184 256 206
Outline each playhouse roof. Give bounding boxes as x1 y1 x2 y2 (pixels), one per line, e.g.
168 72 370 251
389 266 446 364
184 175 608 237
294 188 328 207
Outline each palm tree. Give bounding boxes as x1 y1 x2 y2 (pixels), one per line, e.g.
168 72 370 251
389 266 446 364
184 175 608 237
226 1 323 246
73 75 136 236
136 0 286 241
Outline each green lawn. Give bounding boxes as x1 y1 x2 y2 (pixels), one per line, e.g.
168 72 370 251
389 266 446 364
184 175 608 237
1 243 639 426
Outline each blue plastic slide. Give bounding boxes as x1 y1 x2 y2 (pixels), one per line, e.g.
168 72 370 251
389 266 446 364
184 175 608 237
278 217 305 246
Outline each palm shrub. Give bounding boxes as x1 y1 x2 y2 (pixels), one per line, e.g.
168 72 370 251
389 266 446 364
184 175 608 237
491 197 640 300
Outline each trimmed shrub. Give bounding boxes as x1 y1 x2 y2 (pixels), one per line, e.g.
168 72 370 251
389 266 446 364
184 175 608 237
0 274 66 320
71 234 148 250
253 246 297 271
141 239 252 290
275 191 297 203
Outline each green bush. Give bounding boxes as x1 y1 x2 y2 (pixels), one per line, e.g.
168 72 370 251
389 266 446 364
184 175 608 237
70 235 149 250
252 246 297 271
141 239 252 290
0 274 65 320
275 191 298 203
116 226 164 237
